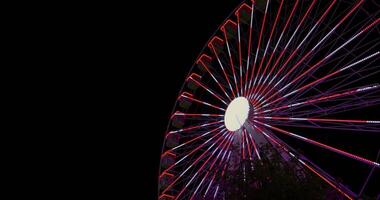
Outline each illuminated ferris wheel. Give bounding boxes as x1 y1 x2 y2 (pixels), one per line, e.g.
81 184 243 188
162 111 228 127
158 0 380 199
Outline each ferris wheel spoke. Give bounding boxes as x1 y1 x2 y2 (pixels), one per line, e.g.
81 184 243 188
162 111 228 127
256 116 380 124
257 0 299 95
204 138 234 199
214 150 233 198
281 44 380 109
243 129 254 160
327 64 380 96
160 126 225 177
197 54 232 101
171 111 224 119
159 194 175 200
251 0 284 97
240 129 245 160
234 3 254 97
299 9 378 77
161 130 230 195
250 0 319 98
189 134 234 200
244 1 255 96
266 51 380 107
254 120 380 168
203 172 216 198
242 129 252 160
201 137 233 199
321 55 380 96
281 93 380 118
179 92 225 112
256 0 363 104
260 85 378 114
281 71 380 107
221 20 240 96
187 73 228 105
257 122 380 133
260 13 377 108
247 129 261 160
170 126 225 152
258 84 379 115
267 18 380 106
167 120 224 135
253 125 355 200
301 160 354 200
237 17 244 96
173 132 232 200
271 85 380 117
203 170 217 198
247 0 270 94
209 37 237 98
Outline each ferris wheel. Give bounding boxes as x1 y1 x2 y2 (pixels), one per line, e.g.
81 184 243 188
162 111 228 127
158 0 380 199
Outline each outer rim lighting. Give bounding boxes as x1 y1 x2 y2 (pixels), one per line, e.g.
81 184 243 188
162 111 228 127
224 97 250 131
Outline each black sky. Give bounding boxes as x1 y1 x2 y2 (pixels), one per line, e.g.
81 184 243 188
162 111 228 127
137 1 242 198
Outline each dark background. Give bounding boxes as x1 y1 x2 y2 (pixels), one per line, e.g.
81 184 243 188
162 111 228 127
136 1 243 199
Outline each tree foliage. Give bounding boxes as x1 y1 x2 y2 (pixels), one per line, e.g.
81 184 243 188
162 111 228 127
222 144 338 200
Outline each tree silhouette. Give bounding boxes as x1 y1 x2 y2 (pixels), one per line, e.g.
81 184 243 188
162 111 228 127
222 144 341 200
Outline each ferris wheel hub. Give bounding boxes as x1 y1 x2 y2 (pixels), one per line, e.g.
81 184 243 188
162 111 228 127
224 97 250 131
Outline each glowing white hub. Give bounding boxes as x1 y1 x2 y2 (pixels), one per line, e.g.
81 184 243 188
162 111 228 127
224 97 250 131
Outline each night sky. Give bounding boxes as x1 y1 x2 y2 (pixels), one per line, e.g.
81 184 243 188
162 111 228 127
139 1 243 199
136 0 380 199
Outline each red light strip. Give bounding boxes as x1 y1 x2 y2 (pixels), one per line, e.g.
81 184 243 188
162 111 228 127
167 120 224 135
256 0 367 106
255 120 380 168
203 133 234 198
159 194 174 199
266 51 380 106
237 17 244 96
254 116 380 124
249 0 319 98
188 74 228 105
174 132 232 199
160 126 224 178
209 37 237 98
171 111 224 119
251 0 299 98
257 85 379 114
161 130 229 195
244 129 253 159
180 92 226 111
244 2 254 96
161 150 176 158
263 17 379 108
197 54 232 101
241 129 246 160
247 129 261 160
254 125 354 199
221 20 240 97
247 0 270 96
250 0 284 97
189 134 234 200
302 161 353 200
